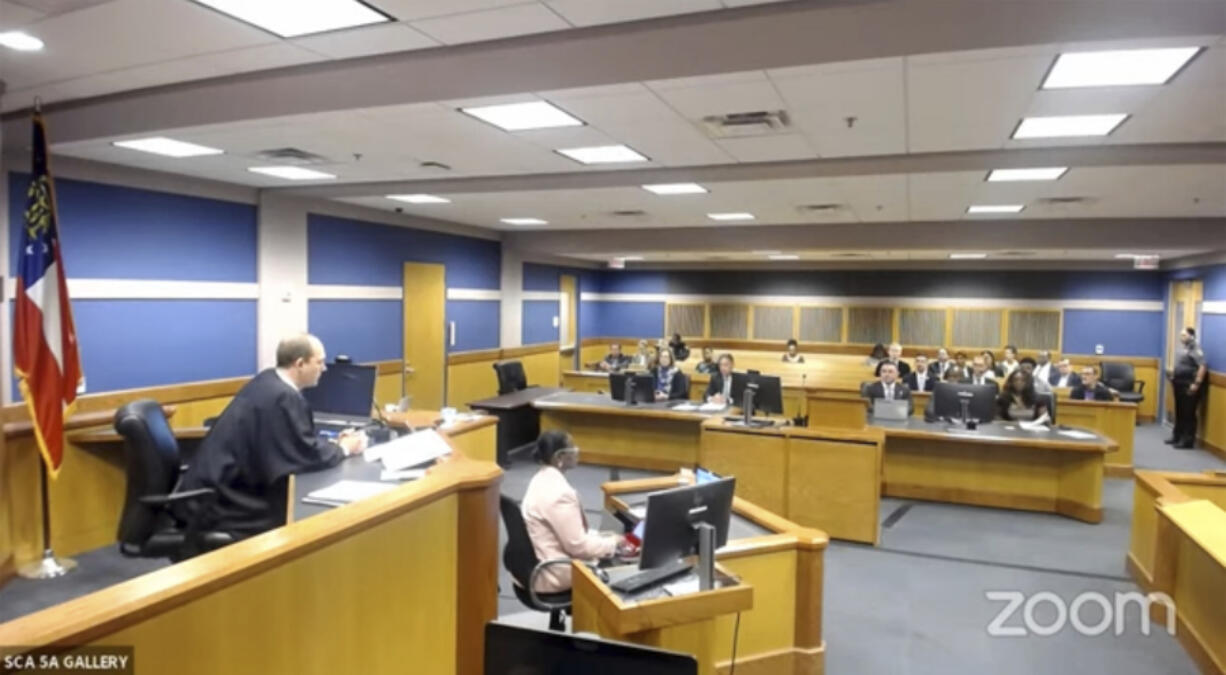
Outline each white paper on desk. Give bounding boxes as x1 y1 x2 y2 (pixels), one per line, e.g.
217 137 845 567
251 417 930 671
1019 414 1051 432
698 401 728 412
378 429 453 471
305 480 397 504
380 469 427 482
663 577 700 597
671 402 698 411
1059 429 1097 440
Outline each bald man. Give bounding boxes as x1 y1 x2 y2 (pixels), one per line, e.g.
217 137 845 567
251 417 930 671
178 334 366 540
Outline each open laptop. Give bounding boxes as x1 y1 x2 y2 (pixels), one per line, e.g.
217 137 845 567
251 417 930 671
872 398 910 421
303 362 378 431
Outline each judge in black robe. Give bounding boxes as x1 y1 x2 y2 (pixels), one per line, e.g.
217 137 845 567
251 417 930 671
179 335 361 539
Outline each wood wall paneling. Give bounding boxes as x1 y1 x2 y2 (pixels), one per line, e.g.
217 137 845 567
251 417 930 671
898 308 945 347
710 304 750 340
752 305 795 341
847 307 893 345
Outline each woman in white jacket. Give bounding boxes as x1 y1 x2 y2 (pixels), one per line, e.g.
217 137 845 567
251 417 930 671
521 430 627 593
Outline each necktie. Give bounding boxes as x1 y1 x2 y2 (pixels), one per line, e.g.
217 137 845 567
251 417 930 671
886 384 893 400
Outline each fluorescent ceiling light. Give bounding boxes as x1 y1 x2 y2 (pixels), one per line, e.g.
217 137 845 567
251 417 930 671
949 253 988 260
112 137 224 158
967 204 1025 214
1114 253 1156 259
1042 47 1201 89
642 183 707 195
707 212 755 221
752 250 781 255
987 167 1068 182
460 101 583 131
193 0 388 38
387 194 450 204
768 254 800 261
619 256 646 261
1013 114 1128 139
248 166 336 180
557 145 648 165
500 217 548 226
0 31 44 51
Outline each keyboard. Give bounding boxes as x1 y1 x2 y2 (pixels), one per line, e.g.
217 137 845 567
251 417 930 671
609 560 694 595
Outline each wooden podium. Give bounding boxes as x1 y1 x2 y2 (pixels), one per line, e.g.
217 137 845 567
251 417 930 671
570 562 753 675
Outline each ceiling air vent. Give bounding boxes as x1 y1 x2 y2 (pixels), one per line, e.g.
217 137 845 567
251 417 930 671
997 251 1036 258
830 252 871 259
797 203 845 214
253 147 330 165
701 110 791 139
1036 196 1096 206
610 210 648 217
419 161 452 171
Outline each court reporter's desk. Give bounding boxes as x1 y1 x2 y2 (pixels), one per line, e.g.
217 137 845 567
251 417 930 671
534 392 731 471
1129 471 1226 675
805 388 1137 476
0 434 502 675
467 386 566 465
561 370 810 420
598 475 828 675
875 418 1112 523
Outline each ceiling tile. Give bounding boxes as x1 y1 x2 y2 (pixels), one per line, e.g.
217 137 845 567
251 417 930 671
648 71 786 119
410 3 570 45
772 58 906 157
0 0 47 27
714 134 816 162
371 0 529 22
291 22 438 58
545 0 720 27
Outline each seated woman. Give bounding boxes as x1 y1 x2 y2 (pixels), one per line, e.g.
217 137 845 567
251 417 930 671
999 344 1020 378
695 346 718 374
668 333 691 362
995 370 1051 422
653 349 687 400
981 350 1002 378
629 339 651 369
782 338 805 363
865 343 888 367
521 430 627 594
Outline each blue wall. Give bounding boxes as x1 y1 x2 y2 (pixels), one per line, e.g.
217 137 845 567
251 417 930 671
521 263 599 347
305 213 502 355
522 300 559 345
7 174 258 397
1062 310 1164 357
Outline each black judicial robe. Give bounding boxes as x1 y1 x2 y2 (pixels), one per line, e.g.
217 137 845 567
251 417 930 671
178 369 345 538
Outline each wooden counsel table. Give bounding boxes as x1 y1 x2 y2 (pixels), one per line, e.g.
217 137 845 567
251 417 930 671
597 475 828 675
0 426 502 675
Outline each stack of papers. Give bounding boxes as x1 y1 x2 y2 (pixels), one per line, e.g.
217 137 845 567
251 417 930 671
366 429 453 470
303 480 398 506
671 402 699 412
1058 429 1098 440
698 401 728 412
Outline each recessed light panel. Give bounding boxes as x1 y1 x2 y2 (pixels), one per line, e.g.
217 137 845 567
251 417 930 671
987 167 1068 182
1042 47 1201 88
248 166 336 180
500 217 548 226
460 101 583 131
949 253 988 260
0 31 44 51
112 137 224 158
642 183 707 195
707 212 755 221
768 254 800 261
557 145 647 165
387 194 450 204
967 205 1025 214
194 0 389 38
1012 114 1128 139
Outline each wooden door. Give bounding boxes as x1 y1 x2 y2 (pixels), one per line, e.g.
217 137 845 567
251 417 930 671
403 262 446 410
1165 280 1203 421
560 274 578 373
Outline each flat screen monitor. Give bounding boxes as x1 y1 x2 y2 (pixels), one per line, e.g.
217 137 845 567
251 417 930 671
931 381 997 423
610 372 655 404
484 623 697 675
303 362 377 418
730 371 783 415
639 477 735 570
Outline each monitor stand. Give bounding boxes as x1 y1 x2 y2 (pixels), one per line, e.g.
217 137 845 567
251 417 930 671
693 522 716 592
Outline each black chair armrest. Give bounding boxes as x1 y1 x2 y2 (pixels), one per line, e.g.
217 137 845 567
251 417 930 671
1135 381 1145 393
528 558 577 610
139 487 215 507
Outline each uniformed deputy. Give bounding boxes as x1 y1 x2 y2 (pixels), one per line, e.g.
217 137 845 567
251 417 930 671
1168 327 1207 450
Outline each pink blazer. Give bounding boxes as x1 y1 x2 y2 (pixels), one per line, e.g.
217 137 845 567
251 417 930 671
521 466 619 593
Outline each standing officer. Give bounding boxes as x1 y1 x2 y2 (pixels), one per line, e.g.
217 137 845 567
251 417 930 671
1168 327 1208 450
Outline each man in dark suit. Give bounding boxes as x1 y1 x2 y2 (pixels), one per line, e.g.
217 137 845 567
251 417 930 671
179 334 366 540
595 343 631 372
874 342 912 378
865 362 913 414
1049 359 1082 389
1070 366 1115 401
966 355 998 389
904 354 935 392
704 353 736 404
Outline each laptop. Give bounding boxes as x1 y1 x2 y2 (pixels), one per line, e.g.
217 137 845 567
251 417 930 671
872 398 910 421
303 362 378 431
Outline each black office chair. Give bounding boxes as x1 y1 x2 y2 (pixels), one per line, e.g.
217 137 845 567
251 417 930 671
499 495 573 631
494 360 529 395
671 373 691 400
859 381 873 398
114 399 233 562
1040 392 1057 424
1100 361 1145 406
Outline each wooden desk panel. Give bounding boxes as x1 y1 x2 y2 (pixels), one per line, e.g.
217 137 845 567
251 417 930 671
1057 399 1137 476
540 409 703 471
1152 499 1226 675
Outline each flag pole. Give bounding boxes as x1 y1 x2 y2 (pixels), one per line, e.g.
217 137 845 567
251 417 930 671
16 96 78 580
17 462 77 579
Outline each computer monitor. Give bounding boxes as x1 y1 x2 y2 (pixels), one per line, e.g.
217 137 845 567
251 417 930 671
484 623 697 675
730 371 783 416
931 382 997 423
639 477 735 570
303 362 377 418
610 372 655 404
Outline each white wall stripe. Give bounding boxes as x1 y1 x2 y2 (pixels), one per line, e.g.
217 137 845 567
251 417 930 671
4 277 261 300
578 292 1163 311
307 285 402 300
1203 300 1226 315
447 288 501 301
523 291 562 302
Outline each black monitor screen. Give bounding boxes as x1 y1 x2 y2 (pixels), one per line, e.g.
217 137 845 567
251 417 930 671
730 371 783 415
484 623 697 675
610 372 655 403
303 362 376 418
640 477 735 570
931 382 997 423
